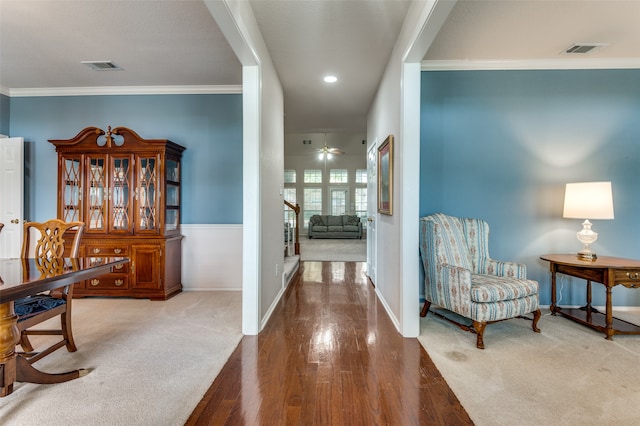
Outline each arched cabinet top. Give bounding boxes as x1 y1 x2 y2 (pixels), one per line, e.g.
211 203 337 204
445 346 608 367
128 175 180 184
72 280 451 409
49 126 185 154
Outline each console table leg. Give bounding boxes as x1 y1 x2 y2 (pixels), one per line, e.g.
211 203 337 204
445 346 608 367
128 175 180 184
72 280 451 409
550 268 557 314
580 279 601 318
605 285 614 340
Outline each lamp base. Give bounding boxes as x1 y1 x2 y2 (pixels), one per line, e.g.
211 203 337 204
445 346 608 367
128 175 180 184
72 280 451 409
576 220 598 261
576 250 598 261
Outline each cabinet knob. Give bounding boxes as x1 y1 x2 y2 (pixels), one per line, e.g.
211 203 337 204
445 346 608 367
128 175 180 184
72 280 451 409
114 248 122 254
11 219 19 224
115 263 124 270
115 279 124 287
93 248 101 254
91 279 100 286
627 272 640 280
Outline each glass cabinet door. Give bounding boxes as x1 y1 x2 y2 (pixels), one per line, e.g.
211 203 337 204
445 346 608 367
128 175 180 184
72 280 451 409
86 156 107 231
136 156 158 232
60 156 83 222
111 156 132 232
61 155 82 222
165 159 180 231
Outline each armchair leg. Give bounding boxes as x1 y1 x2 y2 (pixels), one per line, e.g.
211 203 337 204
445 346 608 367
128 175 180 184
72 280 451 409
532 309 541 333
473 321 487 349
420 300 431 317
19 334 34 353
61 312 77 352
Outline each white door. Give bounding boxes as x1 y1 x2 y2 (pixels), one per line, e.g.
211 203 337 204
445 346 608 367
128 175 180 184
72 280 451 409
0 137 24 257
366 143 377 284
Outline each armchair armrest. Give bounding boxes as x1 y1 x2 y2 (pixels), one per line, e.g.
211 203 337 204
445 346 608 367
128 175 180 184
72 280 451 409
479 259 527 279
435 264 473 317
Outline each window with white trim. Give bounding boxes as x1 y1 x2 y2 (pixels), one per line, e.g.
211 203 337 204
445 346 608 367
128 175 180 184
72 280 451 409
329 169 348 184
303 188 322 227
304 169 322 183
284 169 296 184
355 188 367 222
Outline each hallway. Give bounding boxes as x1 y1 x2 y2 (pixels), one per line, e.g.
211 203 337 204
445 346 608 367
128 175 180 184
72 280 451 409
187 261 471 425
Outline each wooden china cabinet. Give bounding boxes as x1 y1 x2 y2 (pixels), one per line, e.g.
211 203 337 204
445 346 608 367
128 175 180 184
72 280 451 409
49 126 185 300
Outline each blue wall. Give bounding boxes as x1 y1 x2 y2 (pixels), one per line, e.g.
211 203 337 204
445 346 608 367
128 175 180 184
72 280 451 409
420 69 640 307
8 94 243 224
0 94 9 135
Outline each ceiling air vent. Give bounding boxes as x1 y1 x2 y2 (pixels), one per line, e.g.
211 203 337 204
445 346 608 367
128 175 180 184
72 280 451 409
81 61 122 71
561 43 608 55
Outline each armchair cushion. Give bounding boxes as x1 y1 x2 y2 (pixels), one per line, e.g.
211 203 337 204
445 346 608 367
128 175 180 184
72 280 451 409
345 215 361 226
15 295 66 322
430 213 473 270
470 274 539 303
327 215 343 226
309 215 325 226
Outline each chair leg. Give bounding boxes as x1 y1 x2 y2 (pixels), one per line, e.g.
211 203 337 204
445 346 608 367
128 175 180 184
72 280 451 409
532 308 541 333
61 311 77 352
19 334 35 352
473 321 487 349
420 300 431 317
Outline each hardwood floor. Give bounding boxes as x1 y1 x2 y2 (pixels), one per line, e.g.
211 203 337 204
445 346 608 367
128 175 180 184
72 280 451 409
186 261 472 425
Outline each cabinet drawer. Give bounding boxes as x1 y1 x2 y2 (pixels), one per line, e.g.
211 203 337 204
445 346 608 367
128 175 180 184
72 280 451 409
85 256 129 274
616 270 640 288
87 276 130 289
86 245 129 256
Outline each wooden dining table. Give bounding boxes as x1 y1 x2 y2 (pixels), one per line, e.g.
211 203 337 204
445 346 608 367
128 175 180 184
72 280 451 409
0 257 129 397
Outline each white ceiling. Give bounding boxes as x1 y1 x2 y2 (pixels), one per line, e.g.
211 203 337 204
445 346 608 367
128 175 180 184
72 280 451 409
2 0 639 135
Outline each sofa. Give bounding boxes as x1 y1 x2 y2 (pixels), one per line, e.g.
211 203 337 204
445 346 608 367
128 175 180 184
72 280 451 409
308 215 363 239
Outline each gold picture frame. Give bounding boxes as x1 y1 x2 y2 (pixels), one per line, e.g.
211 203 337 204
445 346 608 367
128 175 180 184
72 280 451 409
377 135 393 215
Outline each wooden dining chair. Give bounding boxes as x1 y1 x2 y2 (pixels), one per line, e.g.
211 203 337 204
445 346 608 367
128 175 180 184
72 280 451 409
15 219 85 363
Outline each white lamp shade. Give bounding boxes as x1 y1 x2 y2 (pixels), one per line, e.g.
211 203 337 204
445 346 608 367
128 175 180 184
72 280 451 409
563 182 614 219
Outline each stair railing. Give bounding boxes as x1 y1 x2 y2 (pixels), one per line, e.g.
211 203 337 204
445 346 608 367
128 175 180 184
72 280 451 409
284 200 300 255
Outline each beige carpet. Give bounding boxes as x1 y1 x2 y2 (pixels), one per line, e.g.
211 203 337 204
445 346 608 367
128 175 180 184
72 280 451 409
299 237 366 262
0 291 242 425
418 308 640 426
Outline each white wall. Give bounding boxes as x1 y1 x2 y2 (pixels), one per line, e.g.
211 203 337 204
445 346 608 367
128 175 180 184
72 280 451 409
366 0 455 337
259 60 286 329
181 225 242 291
206 0 285 334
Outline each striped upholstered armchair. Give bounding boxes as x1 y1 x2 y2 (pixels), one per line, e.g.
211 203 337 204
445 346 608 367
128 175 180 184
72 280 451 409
419 213 541 349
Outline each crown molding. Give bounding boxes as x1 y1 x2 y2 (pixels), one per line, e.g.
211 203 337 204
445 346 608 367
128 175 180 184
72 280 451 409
422 58 640 71
3 85 243 97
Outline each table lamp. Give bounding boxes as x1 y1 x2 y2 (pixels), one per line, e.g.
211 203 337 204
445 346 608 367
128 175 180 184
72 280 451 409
562 181 614 261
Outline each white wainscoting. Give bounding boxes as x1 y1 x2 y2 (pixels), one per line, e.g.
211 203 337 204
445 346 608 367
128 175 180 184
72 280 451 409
181 224 242 291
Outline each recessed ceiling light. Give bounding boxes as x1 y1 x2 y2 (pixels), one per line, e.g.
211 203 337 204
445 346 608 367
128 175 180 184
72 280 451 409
324 75 338 83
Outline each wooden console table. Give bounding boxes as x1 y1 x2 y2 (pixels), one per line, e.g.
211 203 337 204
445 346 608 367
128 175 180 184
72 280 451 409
540 254 640 340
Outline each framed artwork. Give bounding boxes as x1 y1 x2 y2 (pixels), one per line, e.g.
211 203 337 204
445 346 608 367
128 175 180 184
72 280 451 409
377 134 393 215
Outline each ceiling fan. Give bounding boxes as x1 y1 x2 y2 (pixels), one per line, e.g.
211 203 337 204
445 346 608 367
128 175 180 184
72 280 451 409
315 134 345 160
